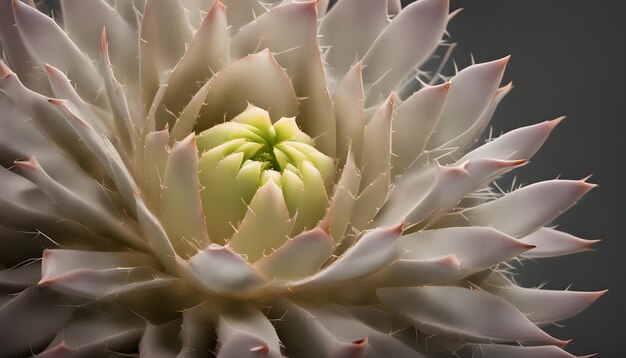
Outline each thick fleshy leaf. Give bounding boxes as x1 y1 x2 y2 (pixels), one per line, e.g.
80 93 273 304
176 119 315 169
46 310 145 355
228 182 293 263
362 0 449 105
195 50 299 132
12 0 104 105
60 0 138 83
218 304 281 355
319 0 388 79
519 227 600 258
378 286 567 346
398 227 533 268
322 151 360 242
151 0 229 129
141 129 169 209
333 63 365 165
0 0 47 93
43 63 112 135
362 255 462 287
427 58 509 150
39 249 178 299
361 94 393 186
444 82 514 154
141 0 192 74
456 179 596 237
100 30 137 152
486 285 606 325
182 0 216 28
295 224 403 287
459 117 564 163
275 299 371 358
139 318 182 357
221 0 267 32
14 157 147 251
253 225 334 280
0 262 41 293
232 2 336 156
473 344 592 358
135 196 179 273
280 160 329 234
179 304 216 357
0 287 73 357
350 169 390 231
47 98 141 213
377 159 525 227
391 83 450 176
199 149 262 244
304 304 424 358
183 244 265 295
0 61 94 165
161 134 209 259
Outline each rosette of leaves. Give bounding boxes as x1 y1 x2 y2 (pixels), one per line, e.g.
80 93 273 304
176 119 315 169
0 0 604 357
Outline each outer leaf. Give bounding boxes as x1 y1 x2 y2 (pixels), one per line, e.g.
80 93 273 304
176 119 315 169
151 0 229 129
295 224 403 287
427 58 509 150
183 244 265 295
457 179 596 237
391 83 450 176
485 285 606 325
218 304 281 355
253 225 334 280
12 0 104 105
473 344 592 358
519 227 600 258
319 0 388 79
161 134 209 259
378 286 568 346
459 117 564 163
39 249 178 299
0 287 73 357
362 0 449 105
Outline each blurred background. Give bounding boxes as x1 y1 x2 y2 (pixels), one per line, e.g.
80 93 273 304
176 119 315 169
436 0 625 355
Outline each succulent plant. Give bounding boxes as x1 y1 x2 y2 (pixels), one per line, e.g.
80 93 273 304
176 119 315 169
0 0 605 357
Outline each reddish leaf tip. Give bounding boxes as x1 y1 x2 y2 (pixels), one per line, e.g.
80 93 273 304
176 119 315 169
249 344 269 354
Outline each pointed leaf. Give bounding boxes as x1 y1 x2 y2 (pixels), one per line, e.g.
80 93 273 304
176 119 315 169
228 182 293 263
460 179 596 237
195 50 299 132
254 225 334 280
12 0 104 105
363 0 449 104
378 286 567 346
0 287 73 357
427 58 509 150
161 134 209 258
152 0 229 129
391 83 450 176
459 117 564 163
333 63 365 165
319 0 388 79
486 286 606 325
296 224 403 287
39 249 178 299
520 227 600 258
183 244 265 294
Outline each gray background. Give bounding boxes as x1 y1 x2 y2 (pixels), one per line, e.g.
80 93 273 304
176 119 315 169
438 0 625 355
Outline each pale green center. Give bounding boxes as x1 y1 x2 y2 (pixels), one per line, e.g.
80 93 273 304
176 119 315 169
196 105 335 244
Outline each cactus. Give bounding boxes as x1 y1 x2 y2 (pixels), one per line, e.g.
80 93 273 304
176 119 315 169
0 0 603 357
